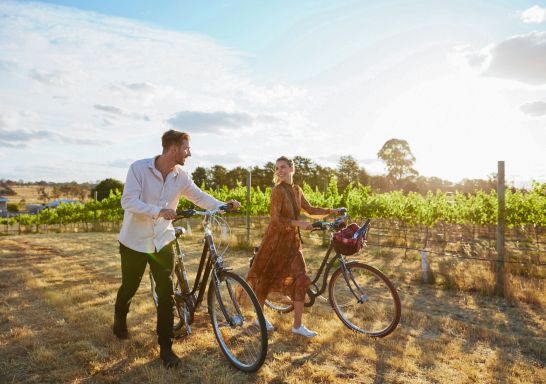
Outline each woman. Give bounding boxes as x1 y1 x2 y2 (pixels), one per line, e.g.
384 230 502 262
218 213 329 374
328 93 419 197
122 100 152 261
246 156 340 338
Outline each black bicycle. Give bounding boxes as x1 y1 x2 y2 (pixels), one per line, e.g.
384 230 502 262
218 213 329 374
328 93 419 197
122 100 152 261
150 204 268 372
263 210 401 338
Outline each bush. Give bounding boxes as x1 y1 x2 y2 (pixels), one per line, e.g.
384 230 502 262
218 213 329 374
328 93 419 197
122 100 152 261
7 203 19 212
91 178 124 201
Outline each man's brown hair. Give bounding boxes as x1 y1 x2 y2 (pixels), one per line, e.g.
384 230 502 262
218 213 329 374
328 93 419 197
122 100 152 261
161 130 190 152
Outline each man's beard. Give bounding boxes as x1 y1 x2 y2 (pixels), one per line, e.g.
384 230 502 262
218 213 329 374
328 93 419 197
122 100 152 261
177 157 186 166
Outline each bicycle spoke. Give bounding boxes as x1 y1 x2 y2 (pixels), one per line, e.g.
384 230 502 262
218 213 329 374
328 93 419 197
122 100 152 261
208 272 267 372
329 262 400 337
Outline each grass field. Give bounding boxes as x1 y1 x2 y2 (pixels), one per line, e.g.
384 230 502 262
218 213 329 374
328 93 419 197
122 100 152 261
2 185 85 204
0 232 544 383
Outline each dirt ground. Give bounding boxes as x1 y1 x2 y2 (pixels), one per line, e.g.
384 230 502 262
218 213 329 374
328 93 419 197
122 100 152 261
0 232 544 383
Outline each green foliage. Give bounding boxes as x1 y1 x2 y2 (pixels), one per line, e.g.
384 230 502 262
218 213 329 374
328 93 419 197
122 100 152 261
92 178 124 201
7 203 19 212
2 181 545 228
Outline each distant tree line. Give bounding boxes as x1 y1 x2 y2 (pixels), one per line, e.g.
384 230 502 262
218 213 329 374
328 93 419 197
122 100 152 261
0 138 516 202
191 139 500 195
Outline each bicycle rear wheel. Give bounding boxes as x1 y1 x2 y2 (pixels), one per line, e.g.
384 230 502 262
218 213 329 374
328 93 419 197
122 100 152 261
264 292 294 314
208 271 268 372
329 262 401 337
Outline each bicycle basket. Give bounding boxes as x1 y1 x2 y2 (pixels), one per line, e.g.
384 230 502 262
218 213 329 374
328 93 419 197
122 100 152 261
333 223 366 256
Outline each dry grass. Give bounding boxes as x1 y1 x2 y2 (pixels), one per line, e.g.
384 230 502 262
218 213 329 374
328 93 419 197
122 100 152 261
4 185 84 204
0 232 544 383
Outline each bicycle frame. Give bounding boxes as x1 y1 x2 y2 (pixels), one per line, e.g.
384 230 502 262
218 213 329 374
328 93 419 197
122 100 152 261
171 215 230 324
303 238 353 307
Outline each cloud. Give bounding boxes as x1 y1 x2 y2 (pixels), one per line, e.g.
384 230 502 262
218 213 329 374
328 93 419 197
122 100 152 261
520 101 546 116
29 69 71 86
0 141 21 148
483 32 546 85
94 104 123 115
167 111 280 133
0 0 305 181
455 32 546 85
123 82 155 93
195 152 247 167
0 59 17 71
93 104 150 121
520 5 546 24
0 127 108 148
105 158 134 168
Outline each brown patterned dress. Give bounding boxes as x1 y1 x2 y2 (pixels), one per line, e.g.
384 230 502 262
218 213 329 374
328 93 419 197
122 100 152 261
246 182 331 303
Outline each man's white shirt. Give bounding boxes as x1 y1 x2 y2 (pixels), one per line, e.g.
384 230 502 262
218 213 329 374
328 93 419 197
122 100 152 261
118 157 223 253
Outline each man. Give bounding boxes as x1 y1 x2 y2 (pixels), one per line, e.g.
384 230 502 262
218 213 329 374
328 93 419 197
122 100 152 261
113 130 240 368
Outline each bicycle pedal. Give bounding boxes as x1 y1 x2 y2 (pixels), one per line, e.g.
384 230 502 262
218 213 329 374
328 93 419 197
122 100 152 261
174 292 185 302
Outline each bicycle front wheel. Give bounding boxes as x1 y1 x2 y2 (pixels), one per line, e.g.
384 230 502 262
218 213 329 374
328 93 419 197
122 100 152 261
329 262 401 337
208 271 268 372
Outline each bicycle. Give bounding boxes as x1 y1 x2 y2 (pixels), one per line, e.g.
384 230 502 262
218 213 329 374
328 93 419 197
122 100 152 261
150 204 268 372
261 209 401 338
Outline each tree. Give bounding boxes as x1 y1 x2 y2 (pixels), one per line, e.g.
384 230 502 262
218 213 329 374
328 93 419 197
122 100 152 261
91 178 124 201
250 164 272 189
191 167 208 188
261 162 275 188
377 138 418 187
51 186 61 199
337 155 366 190
37 186 49 203
293 156 319 188
316 165 337 192
226 167 248 188
208 165 228 190
0 183 16 196
78 187 89 201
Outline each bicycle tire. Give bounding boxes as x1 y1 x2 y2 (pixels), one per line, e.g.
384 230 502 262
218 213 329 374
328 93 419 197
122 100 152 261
208 271 268 372
264 292 294 314
329 262 401 337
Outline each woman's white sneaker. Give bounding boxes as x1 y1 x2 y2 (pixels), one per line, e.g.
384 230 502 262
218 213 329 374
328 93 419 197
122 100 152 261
292 324 317 338
255 318 274 331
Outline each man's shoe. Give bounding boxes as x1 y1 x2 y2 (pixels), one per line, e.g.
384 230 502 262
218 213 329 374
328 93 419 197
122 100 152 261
160 347 181 369
292 324 317 338
113 314 129 339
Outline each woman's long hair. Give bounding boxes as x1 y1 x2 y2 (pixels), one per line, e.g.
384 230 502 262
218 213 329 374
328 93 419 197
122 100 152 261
273 156 295 185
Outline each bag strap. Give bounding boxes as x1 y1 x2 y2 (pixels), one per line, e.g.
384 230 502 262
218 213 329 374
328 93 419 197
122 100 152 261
279 183 303 244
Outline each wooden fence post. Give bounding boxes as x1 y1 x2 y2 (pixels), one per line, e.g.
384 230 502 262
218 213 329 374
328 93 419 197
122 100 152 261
246 169 251 244
495 161 506 297
420 250 430 283
93 190 97 231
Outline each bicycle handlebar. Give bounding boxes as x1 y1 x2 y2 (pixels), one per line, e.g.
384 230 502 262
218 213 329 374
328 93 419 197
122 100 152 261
175 202 235 220
311 210 350 231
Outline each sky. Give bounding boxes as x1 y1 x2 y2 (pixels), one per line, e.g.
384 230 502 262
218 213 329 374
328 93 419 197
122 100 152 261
0 0 545 187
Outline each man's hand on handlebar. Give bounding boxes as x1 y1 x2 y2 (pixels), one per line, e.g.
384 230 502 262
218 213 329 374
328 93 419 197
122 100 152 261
218 199 241 213
158 208 177 220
